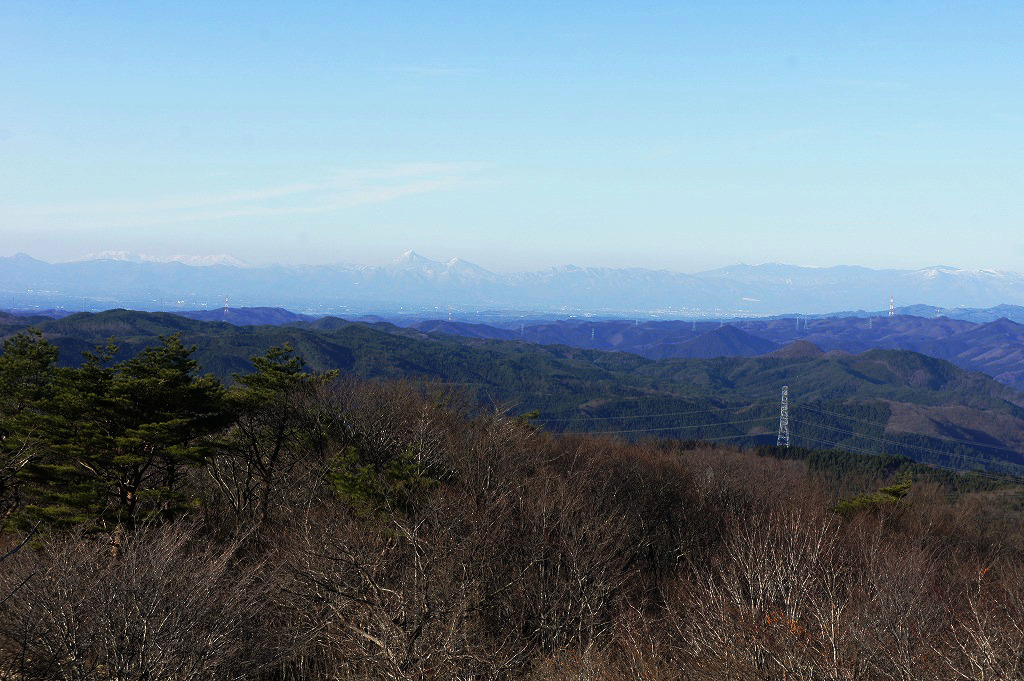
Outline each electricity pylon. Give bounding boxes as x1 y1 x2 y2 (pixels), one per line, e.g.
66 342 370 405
777 386 790 449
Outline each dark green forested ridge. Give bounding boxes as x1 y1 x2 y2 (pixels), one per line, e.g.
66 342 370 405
3 308 1023 474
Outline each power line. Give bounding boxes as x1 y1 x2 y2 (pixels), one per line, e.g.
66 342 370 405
541 395 1021 479
791 433 887 459
405 379 1024 473
791 418 970 459
583 416 774 436
585 430 770 446
795 403 1024 456
582 418 1015 481
537 399 774 424
682 432 773 445
789 418 1023 471
791 433 1012 482
536 387 792 424
573 412 1014 481
546 396 1023 471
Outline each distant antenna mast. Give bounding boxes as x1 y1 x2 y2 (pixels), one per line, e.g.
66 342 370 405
796 316 801 330
520 323 524 338
777 386 790 449
869 316 873 329
448 306 453 322
936 307 941 318
591 326 595 342
223 295 229 318
692 320 697 332
889 294 895 318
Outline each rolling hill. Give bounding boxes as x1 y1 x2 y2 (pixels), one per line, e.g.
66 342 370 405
4 309 1024 475
408 314 1024 394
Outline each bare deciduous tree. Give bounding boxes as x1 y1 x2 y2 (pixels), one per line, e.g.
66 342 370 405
0 522 272 681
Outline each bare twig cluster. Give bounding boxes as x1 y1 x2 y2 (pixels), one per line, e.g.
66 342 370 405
2 372 1024 679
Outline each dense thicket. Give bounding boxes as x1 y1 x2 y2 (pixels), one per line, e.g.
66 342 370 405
2 331 1024 680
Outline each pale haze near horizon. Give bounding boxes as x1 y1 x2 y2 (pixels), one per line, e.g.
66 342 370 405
2 2 1023 273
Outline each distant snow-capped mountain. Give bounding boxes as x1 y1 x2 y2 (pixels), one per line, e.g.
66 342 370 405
2 251 1023 315
84 251 249 267
387 250 497 281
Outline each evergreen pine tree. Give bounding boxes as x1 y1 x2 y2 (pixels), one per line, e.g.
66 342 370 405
23 335 228 532
211 344 338 530
0 329 59 520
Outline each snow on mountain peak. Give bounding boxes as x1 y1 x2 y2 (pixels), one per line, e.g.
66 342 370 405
395 249 433 263
86 250 141 262
388 251 494 279
161 254 248 267
83 251 248 267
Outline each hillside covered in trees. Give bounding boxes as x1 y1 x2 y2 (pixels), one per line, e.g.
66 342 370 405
410 313 1024 393
2 329 1024 679
3 309 1024 474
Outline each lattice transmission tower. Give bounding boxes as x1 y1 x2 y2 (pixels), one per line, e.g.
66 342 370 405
777 386 790 449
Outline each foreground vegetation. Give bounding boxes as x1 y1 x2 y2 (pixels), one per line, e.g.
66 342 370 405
2 331 1024 680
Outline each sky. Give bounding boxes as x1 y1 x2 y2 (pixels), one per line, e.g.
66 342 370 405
2 1 1023 272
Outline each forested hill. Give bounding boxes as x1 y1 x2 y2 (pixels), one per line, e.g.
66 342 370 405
3 308 1024 474
409 314 1024 393
10 307 1024 392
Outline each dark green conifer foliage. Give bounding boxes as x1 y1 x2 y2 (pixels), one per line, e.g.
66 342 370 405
213 344 339 529
834 476 913 514
329 445 438 518
23 334 228 531
0 330 59 519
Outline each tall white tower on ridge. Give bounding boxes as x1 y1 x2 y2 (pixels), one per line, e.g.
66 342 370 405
889 294 895 318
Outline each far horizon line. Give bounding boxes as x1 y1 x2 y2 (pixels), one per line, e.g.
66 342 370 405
0 250 1004 277
4 302 1023 324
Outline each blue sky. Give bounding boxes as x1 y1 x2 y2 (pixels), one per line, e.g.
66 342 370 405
2 1 1023 271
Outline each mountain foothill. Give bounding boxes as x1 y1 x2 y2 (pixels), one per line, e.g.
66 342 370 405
4 305 1024 476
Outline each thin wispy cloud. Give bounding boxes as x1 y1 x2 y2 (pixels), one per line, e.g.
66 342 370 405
384 66 482 76
4 163 484 230
824 78 904 91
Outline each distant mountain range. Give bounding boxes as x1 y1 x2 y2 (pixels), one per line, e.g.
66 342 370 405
411 314 1024 395
3 308 1024 474
7 297 1024 388
7 301 1024 393
4 251 1024 316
